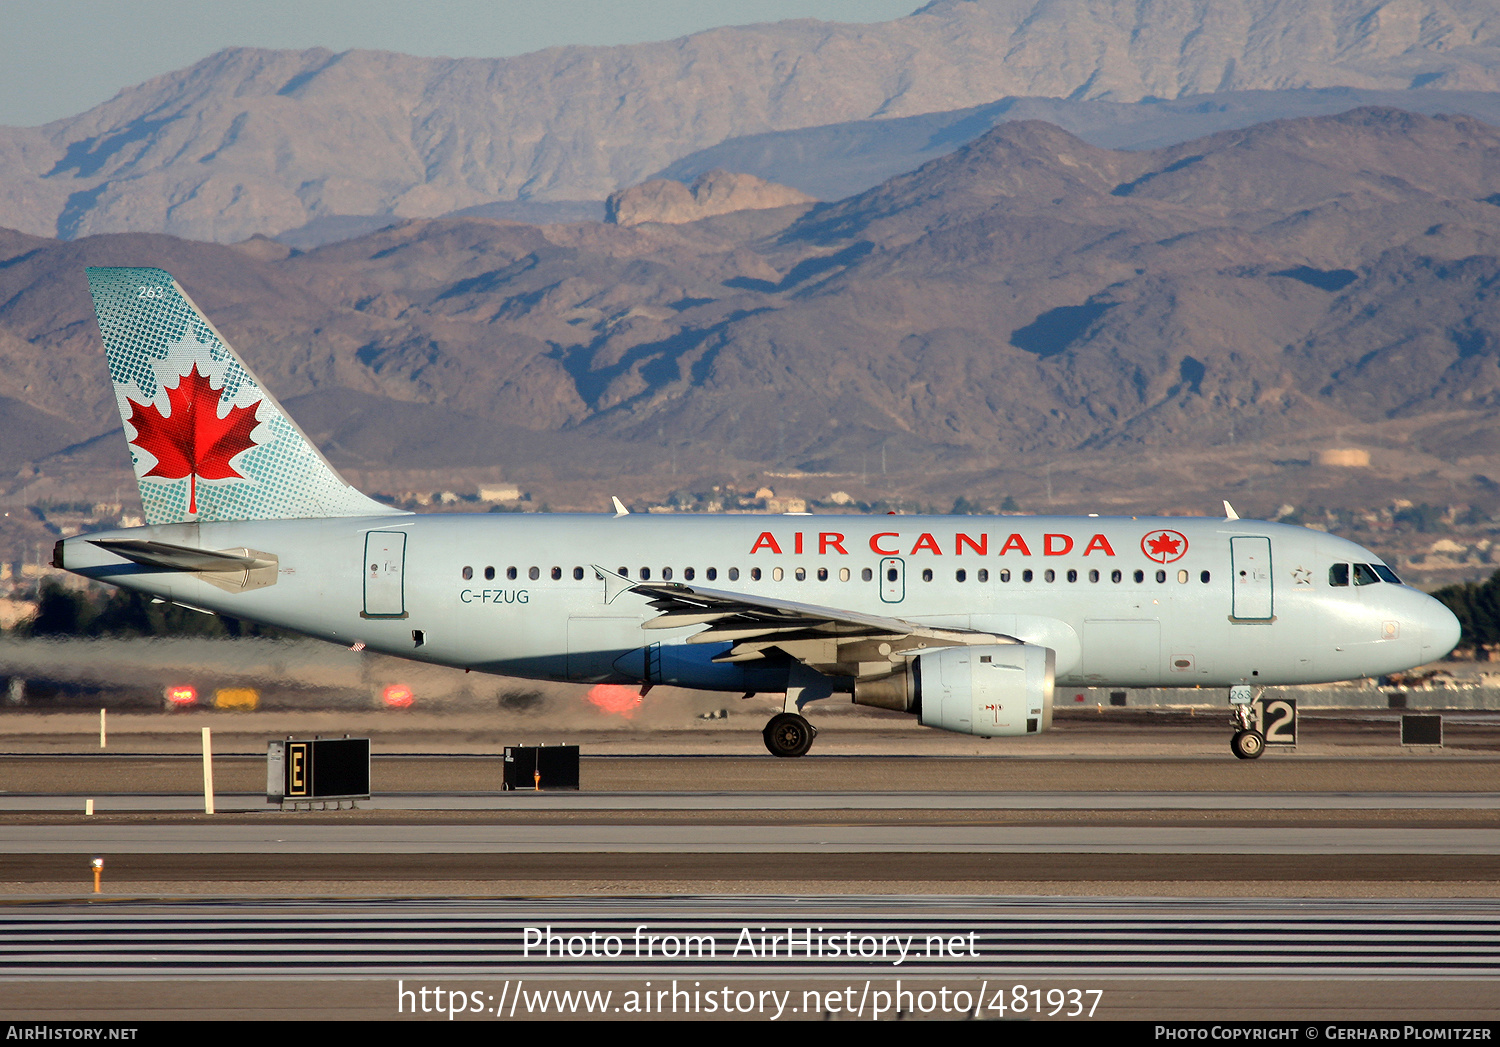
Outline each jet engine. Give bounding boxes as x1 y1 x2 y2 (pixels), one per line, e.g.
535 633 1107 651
852 643 1055 737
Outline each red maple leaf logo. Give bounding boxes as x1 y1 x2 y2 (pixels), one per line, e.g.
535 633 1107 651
1141 529 1189 563
126 364 262 515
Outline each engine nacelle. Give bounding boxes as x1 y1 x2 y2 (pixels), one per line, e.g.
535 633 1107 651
853 643 1055 737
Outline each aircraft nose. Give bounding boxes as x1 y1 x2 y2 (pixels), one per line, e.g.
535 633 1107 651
1420 596 1462 661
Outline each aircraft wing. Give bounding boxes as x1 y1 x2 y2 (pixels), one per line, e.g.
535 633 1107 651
594 566 1018 679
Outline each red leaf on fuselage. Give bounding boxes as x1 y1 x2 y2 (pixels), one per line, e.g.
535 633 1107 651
1146 532 1183 558
126 364 261 513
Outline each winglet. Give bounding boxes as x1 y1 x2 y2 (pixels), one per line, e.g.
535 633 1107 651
593 565 638 604
1223 500 1240 520
611 496 630 517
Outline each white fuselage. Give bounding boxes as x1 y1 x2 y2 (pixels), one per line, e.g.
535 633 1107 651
61 513 1461 694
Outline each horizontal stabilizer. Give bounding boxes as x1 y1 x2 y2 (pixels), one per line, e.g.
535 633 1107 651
90 538 279 594
91 538 272 573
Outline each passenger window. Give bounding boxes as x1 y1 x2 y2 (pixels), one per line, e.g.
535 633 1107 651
749 568 760 581
730 568 741 581
1177 570 1188 583
617 566 627 577
1200 571 1210 583
573 567 584 580
706 567 718 581
529 566 540 581
839 568 849 581
1022 569 1033 583
1000 570 1011 583
772 567 783 581
462 566 473 580
508 567 518 580
862 568 873 581
684 567 695 581
1066 569 1077 583
818 568 828 581
1354 563 1380 586
978 569 989 582
484 566 495 581
1329 563 1349 587
887 567 898 582
1133 570 1145 583
1111 570 1122 583
1155 570 1166 583
921 568 933 582
794 568 805 581
551 567 561 580
1089 570 1099 583
956 569 967 582
639 567 650 580
1043 569 1055 583
662 567 673 581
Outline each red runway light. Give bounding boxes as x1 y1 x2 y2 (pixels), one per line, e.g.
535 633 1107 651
165 685 197 707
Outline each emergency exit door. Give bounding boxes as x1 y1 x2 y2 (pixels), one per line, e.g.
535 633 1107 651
880 557 905 603
1230 535 1273 620
363 530 408 618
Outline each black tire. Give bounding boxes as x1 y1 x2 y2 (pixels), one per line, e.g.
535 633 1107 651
763 712 817 758
1231 729 1266 760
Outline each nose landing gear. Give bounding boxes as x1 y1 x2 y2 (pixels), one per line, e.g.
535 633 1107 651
1230 727 1266 760
1229 685 1265 760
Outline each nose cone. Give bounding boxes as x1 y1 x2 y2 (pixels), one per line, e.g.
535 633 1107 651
1421 596 1462 661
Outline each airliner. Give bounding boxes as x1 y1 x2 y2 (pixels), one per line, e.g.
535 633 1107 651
52 268 1462 759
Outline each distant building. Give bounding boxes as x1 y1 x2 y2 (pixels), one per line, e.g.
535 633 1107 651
1318 448 1371 467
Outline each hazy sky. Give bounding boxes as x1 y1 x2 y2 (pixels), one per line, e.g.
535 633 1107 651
0 0 922 127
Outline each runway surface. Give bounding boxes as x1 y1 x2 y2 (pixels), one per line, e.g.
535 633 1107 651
8 789 1500 811
2 735 1498 1019
5 896 1498 978
8 822 1500 854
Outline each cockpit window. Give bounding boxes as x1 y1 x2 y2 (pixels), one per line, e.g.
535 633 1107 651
1333 561 1402 587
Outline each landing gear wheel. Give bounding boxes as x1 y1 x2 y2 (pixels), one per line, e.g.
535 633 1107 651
763 712 817 758
1231 729 1266 760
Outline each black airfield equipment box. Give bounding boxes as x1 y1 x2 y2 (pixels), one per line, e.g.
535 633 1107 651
267 737 371 805
1401 714 1443 747
503 745 580 790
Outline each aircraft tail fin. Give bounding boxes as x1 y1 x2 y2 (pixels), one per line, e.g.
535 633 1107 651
86 267 402 525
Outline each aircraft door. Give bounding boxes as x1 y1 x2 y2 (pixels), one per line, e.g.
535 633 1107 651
362 530 408 618
1230 536 1273 621
880 557 905 603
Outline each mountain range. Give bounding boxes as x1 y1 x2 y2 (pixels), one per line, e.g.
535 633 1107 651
2 107 1498 496
1 0 1498 243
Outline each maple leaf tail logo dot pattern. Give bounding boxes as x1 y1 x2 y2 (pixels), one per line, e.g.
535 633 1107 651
126 363 263 515
1141 529 1189 564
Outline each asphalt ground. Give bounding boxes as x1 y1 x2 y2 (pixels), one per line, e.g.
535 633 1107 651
1 710 1497 1020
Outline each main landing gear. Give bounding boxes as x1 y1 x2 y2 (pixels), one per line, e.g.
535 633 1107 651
763 712 817 758
763 664 834 758
1228 686 1265 760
